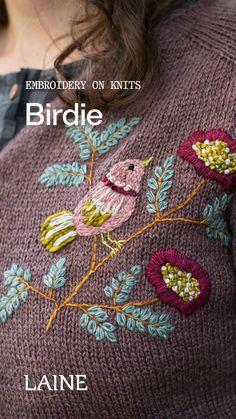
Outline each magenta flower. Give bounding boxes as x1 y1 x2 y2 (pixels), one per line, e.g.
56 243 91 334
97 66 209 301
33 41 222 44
178 129 236 189
146 249 211 315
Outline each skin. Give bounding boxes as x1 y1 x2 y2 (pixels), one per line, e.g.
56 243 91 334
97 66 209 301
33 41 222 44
0 0 84 73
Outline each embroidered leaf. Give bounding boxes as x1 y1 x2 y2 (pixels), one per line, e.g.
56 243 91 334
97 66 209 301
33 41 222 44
93 118 140 155
66 117 140 160
104 266 142 303
0 264 31 323
148 178 158 190
39 163 87 187
146 190 155 203
147 155 175 215
79 307 117 342
43 258 67 289
66 117 94 161
115 305 174 339
203 193 233 246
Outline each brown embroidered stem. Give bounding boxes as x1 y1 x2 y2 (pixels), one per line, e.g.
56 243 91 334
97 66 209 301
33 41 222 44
88 151 96 188
156 177 163 218
66 298 159 310
45 178 205 331
162 217 205 225
80 306 104 329
67 172 90 180
91 235 98 270
113 273 132 305
0 288 28 311
162 178 205 218
46 252 113 331
17 277 58 306
67 300 160 327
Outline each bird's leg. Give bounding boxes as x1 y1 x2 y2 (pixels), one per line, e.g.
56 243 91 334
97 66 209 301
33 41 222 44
107 233 126 250
101 233 117 255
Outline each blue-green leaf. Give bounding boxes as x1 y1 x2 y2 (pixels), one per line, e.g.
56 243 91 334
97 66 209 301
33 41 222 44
104 266 141 302
80 307 117 342
80 313 89 328
147 155 175 216
116 312 126 327
203 193 233 246
43 258 67 289
94 118 140 155
116 305 174 340
0 263 30 324
148 178 158 190
147 204 156 214
39 163 87 187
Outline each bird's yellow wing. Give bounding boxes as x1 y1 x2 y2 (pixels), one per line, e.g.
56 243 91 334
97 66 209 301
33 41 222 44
82 201 112 227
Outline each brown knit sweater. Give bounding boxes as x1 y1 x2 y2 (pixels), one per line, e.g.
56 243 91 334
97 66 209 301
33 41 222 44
0 1 236 418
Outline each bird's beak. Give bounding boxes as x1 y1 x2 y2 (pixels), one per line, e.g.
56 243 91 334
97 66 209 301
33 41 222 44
141 157 154 167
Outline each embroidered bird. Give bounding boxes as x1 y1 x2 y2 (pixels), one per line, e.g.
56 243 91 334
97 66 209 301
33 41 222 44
40 157 153 253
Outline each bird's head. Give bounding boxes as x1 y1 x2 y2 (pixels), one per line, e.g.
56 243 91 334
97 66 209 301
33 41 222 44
106 157 154 194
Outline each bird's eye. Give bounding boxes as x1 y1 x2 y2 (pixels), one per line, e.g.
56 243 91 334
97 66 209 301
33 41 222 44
128 164 135 171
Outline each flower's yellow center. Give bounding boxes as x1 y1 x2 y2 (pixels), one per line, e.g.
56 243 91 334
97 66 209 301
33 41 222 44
161 263 200 302
192 140 236 174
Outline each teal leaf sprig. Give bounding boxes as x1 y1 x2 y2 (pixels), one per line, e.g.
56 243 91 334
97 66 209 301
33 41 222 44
104 265 142 304
203 193 233 245
74 265 174 342
66 117 94 161
0 264 31 323
0 259 68 324
66 116 140 161
146 155 175 215
43 258 67 289
116 306 174 339
39 163 88 187
92 117 140 155
80 307 117 342
0 260 175 343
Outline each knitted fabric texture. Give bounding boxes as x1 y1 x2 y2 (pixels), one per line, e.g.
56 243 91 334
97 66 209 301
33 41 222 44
0 0 236 417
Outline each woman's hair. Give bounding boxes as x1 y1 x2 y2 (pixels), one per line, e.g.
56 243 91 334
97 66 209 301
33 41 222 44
55 0 182 109
0 0 182 109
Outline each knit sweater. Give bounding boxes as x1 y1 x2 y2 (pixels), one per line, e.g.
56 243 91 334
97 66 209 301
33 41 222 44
0 1 235 418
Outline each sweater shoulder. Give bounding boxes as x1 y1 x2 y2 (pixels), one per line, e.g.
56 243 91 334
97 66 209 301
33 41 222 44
156 0 236 64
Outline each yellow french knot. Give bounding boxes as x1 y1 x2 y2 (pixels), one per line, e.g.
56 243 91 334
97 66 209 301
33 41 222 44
192 140 236 174
161 263 200 302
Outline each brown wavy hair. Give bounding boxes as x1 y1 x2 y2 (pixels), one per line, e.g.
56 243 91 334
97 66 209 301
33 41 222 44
55 0 183 109
0 0 183 109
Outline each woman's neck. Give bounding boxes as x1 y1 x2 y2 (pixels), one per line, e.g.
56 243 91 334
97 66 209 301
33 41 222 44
0 0 82 74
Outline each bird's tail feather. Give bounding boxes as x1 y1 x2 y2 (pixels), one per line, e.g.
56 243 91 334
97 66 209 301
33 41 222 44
40 211 77 252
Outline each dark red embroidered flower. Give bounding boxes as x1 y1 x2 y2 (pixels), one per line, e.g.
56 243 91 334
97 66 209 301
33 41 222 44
146 249 211 315
178 129 236 189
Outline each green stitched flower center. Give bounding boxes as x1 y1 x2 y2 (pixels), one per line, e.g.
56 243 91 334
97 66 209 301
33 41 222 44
161 263 200 302
192 140 236 174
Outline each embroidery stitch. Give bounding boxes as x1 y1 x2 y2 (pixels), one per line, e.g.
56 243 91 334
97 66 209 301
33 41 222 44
0 261 174 341
203 193 233 245
1 127 232 334
40 158 153 253
39 163 88 187
146 155 175 215
66 116 140 161
146 249 211 315
178 129 236 189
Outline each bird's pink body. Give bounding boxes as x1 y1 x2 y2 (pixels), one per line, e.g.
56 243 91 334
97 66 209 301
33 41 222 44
73 182 137 235
73 159 145 236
